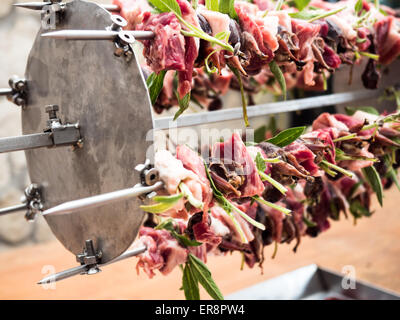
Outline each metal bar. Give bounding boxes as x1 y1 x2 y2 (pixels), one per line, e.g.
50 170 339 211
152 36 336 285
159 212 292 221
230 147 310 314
41 30 155 40
14 2 120 12
153 89 384 130
42 181 164 216
0 133 53 154
37 264 88 285
101 4 120 12
0 88 12 96
101 246 147 266
37 246 146 284
0 203 26 216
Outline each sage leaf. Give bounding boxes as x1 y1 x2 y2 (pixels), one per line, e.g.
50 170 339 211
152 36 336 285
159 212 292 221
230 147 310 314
188 253 224 300
182 263 200 300
362 166 383 206
148 0 182 16
266 126 306 147
345 106 379 116
255 152 267 172
174 92 191 120
269 60 286 100
294 0 311 12
146 70 167 105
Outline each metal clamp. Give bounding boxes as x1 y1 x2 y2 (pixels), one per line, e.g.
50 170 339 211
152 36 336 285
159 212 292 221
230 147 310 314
0 183 43 220
40 1 65 30
0 76 27 108
108 15 135 61
43 104 83 149
23 183 43 221
76 240 103 275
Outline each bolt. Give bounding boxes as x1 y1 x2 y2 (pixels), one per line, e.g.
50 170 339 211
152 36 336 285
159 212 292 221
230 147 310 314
45 104 59 119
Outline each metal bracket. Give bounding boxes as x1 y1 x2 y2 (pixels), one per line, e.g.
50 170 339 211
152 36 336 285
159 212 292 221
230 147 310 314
40 1 65 30
108 15 135 62
0 183 43 220
76 239 103 275
0 76 28 108
0 104 82 154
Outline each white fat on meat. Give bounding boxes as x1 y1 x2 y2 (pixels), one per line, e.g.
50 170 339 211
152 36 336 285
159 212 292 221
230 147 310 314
154 149 198 194
268 11 292 32
352 110 379 125
210 215 230 237
198 7 231 37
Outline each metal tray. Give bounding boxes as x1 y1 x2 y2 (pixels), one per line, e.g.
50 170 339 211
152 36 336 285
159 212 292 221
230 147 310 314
227 264 400 300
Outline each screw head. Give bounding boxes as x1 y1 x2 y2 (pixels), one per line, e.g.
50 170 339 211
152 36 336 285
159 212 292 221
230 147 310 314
45 104 59 113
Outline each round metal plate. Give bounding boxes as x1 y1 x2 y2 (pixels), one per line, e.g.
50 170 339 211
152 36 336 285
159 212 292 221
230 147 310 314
22 0 154 263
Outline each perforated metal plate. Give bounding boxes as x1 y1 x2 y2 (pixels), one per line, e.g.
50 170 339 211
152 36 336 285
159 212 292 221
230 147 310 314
22 0 154 263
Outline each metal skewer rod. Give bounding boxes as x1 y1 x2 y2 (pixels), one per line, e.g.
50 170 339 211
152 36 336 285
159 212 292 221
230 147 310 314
41 29 155 40
153 89 384 130
42 181 163 217
13 2 120 12
37 246 147 285
0 203 27 216
0 88 13 96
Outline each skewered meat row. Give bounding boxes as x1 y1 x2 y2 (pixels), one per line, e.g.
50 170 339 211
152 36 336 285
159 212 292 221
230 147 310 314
132 108 400 279
114 0 400 113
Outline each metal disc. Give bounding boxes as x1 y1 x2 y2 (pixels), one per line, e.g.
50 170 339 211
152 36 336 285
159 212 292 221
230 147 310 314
22 0 153 263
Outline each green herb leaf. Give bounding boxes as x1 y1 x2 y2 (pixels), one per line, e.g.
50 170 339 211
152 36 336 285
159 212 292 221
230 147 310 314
354 0 363 14
345 106 379 116
269 60 286 100
255 152 267 172
174 92 191 120
140 193 183 214
146 71 167 105
179 182 204 209
253 196 292 215
229 66 249 127
383 154 400 192
254 125 267 143
359 51 379 60
206 0 219 11
148 0 182 16
266 126 306 147
289 6 346 22
153 193 184 204
219 0 238 19
362 166 383 206
188 253 224 300
294 0 311 12
303 216 317 227
350 199 372 218
182 263 200 300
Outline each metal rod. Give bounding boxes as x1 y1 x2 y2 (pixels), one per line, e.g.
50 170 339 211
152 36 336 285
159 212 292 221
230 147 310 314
37 264 88 285
41 29 155 40
101 4 120 12
0 88 13 96
0 132 53 154
153 89 384 130
0 203 27 216
101 246 147 266
42 181 164 216
37 246 146 284
14 2 120 12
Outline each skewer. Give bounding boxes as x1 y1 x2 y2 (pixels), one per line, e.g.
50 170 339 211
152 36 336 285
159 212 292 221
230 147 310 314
42 181 163 217
0 203 27 216
41 29 155 41
37 245 147 284
153 89 384 130
0 88 13 96
13 2 120 12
